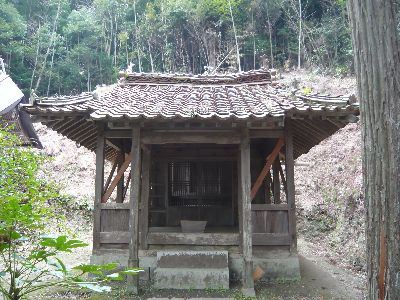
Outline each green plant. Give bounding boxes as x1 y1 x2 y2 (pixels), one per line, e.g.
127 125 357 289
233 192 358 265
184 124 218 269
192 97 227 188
0 127 141 299
301 86 313 95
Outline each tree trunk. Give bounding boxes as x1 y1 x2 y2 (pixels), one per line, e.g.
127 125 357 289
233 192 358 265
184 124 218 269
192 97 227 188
347 1 400 299
228 0 241 72
133 0 142 73
297 0 302 69
34 0 61 93
265 2 274 68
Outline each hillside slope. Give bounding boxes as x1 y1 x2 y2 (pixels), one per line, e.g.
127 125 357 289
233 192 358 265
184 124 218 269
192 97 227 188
295 123 364 272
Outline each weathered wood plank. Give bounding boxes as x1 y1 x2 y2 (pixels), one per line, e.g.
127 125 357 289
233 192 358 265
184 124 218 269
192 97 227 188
93 125 105 252
100 203 130 210
265 172 272 204
116 152 124 203
142 132 241 144
104 158 118 192
249 129 284 138
128 126 141 294
252 233 291 246
104 130 131 138
251 204 289 211
239 129 254 292
250 138 284 200
285 119 297 253
100 209 130 232
147 232 239 245
100 231 130 244
140 146 151 250
101 152 133 203
273 159 281 204
123 172 131 201
106 139 122 151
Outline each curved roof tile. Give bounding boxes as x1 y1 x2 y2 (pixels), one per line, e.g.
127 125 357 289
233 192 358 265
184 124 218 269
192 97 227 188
22 70 358 121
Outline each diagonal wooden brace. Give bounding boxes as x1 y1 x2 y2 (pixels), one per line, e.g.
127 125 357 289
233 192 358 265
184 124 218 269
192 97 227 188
251 138 284 200
104 157 118 192
101 152 133 203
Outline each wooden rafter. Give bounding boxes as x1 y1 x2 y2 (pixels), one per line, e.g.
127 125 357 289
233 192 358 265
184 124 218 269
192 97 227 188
101 152 133 203
250 138 284 200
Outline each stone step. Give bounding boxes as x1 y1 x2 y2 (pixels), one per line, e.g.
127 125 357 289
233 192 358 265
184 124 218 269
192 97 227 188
154 251 229 290
148 298 234 300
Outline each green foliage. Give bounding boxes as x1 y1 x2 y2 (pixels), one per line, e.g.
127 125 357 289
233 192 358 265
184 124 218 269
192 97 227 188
0 128 141 300
301 86 312 95
0 0 354 97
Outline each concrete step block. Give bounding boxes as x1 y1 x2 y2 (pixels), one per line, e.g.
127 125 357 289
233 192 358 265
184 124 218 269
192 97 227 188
154 251 229 290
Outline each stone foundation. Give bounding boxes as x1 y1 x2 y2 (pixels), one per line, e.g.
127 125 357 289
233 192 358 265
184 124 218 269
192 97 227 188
90 249 300 285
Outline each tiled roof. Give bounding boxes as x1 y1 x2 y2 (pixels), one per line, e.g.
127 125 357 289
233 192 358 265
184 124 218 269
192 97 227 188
22 70 359 160
24 70 358 120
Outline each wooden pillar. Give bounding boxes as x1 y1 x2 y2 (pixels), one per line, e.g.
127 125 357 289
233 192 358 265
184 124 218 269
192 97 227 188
140 146 151 250
273 158 281 204
116 151 124 203
239 129 255 296
93 124 105 252
128 126 141 294
285 119 297 253
265 172 272 204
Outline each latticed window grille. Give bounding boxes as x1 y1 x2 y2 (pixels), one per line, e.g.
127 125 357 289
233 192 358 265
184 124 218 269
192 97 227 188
168 161 232 207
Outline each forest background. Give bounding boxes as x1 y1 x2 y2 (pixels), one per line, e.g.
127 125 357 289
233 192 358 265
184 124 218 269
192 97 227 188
1 0 357 97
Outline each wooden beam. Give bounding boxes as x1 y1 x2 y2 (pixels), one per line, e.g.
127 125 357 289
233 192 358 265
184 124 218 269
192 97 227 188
116 152 125 203
100 231 130 244
101 152 133 203
140 146 151 250
273 159 281 204
100 203 130 209
123 171 131 201
106 139 122 152
249 129 284 138
93 125 105 252
147 232 239 245
252 233 291 246
142 132 241 144
128 126 141 294
104 158 118 192
239 129 255 294
250 138 284 200
285 119 297 253
104 130 131 138
251 204 289 211
265 172 272 204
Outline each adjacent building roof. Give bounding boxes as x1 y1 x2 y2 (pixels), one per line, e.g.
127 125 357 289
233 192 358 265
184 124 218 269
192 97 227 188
22 70 359 158
0 72 24 115
0 70 42 148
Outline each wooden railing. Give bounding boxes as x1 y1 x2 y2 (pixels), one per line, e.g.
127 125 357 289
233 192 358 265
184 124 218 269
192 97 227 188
251 204 291 246
98 203 292 247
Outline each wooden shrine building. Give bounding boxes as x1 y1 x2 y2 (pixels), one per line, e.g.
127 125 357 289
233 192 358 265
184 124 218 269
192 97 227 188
22 70 359 294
